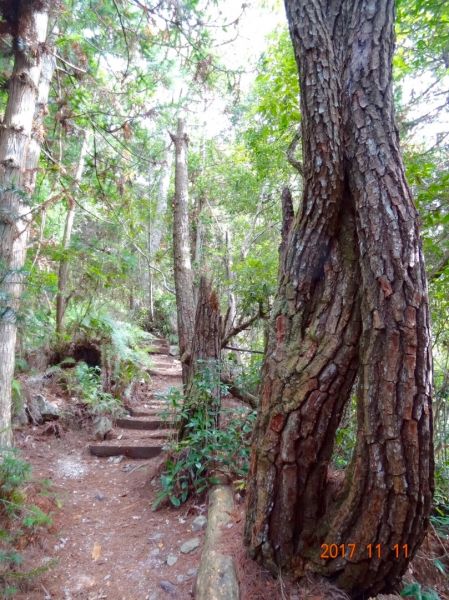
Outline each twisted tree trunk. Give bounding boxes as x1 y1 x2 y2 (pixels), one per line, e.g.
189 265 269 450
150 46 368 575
245 1 433 596
0 3 49 448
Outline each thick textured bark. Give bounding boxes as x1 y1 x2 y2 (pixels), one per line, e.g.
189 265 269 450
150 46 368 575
170 118 195 384
56 132 89 335
245 1 433 596
23 42 55 193
179 276 222 439
187 277 222 385
0 4 49 448
279 186 294 266
148 147 172 321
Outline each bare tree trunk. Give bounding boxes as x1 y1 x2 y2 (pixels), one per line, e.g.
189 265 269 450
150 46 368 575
179 276 222 439
245 1 433 596
170 118 195 384
23 44 56 192
0 4 49 448
56 132 89 335
148 147 172 321
222 227 237 340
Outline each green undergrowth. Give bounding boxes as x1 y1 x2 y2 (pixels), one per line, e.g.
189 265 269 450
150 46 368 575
52 311 154 421
67 362 124 418
0 450 56 598
153 362 256 510
401 582 441 600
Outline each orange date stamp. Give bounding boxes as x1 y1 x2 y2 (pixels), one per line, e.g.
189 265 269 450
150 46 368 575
320 543 409 560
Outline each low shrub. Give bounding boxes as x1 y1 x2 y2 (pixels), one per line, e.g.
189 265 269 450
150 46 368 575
153 364 256 509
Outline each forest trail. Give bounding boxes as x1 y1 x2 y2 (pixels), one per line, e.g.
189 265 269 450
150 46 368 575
15 349 206 600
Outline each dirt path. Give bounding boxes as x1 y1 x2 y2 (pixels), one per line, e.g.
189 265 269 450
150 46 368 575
15 353 206 600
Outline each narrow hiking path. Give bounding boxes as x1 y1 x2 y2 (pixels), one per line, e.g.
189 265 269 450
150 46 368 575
14 349 207 600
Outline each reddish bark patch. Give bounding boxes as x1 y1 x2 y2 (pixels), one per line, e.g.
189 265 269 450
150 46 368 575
378 275 393 298
269 413 285 433
275 314 287 344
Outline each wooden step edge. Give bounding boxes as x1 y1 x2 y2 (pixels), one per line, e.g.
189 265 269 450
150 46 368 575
116 418 176 431
131 406 168 412
128 409 165 417
148 370 181 377
89 445 163 459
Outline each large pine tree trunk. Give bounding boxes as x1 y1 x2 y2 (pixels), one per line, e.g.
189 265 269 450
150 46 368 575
170 118 195 385
245 1 433 596
0 4 49 448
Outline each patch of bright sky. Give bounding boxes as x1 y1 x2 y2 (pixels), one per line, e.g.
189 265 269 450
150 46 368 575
178 0 286 140
399 71 449 150
216 0 285 75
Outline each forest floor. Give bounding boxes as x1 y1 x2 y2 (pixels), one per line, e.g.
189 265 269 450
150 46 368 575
12 353 208 600
7 350 449 600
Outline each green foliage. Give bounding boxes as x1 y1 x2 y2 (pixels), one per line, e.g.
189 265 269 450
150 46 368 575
153 365 256 510
430 506 449 538
0 451 53 596
243 28 300 180
401 582 441 600
152 293 178 338
69 362 123 418
232 245 278 312
331 397 357 470
10 380 22 418
0 453 30 500
396 0 449 76
232 354 263 396
63 310 152 400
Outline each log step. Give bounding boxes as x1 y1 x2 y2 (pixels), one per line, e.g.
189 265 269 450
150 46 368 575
128 410 177 419
113 430 173 441
89 445 163 459
128 409 163 417
149 339 170 355
116 418 173 430
149 369 181 377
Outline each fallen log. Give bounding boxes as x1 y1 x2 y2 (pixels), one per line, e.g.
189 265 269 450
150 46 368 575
194 485 239 600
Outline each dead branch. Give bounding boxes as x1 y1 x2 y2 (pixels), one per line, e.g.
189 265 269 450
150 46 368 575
220 374 258 409
286 128 303 175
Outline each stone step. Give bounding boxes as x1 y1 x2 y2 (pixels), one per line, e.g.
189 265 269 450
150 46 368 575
89 444 163 459
116 417 174 430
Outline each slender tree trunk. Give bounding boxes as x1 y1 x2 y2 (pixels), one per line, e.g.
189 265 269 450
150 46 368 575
56 132 89 335
222 227 237 340
0 4 49 448
170 118 195 384
148 147 172 321
245 1 433 596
